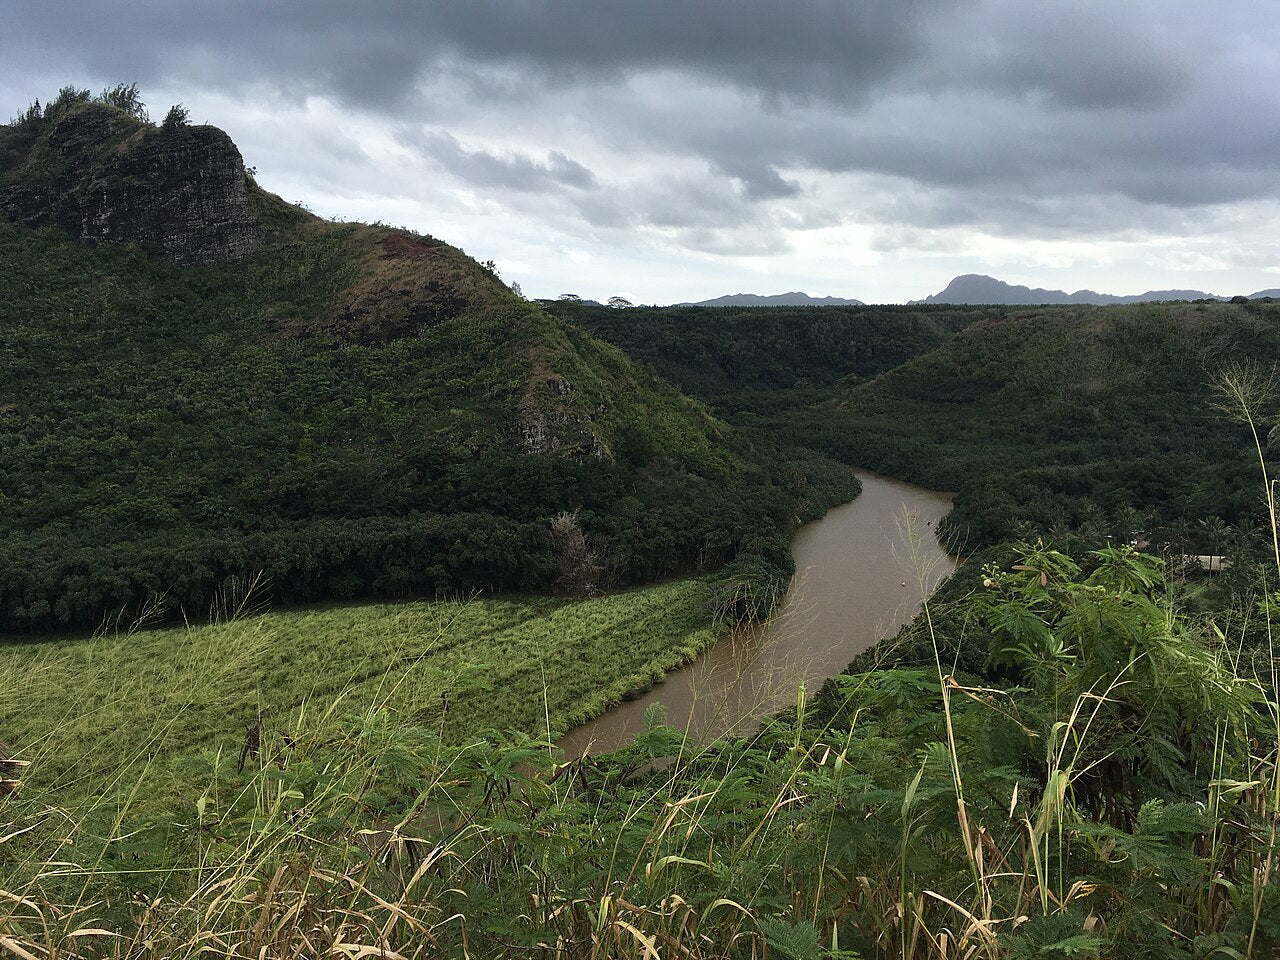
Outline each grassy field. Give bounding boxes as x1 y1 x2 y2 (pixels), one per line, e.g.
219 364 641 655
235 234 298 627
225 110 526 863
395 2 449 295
5 544 1278 958
0 577 715 799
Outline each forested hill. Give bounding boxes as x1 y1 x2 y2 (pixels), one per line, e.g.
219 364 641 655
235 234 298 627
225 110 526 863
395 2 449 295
543 300 999 417
829 301 1280 550
0 89 854 631
549 296 1280 559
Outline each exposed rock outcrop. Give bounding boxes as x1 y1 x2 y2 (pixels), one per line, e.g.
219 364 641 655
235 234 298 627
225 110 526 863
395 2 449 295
1 103 262 266
322 230 502 342
518 357 611 459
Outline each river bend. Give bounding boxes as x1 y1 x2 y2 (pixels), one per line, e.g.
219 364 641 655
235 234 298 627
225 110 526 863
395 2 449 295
559 470 956 755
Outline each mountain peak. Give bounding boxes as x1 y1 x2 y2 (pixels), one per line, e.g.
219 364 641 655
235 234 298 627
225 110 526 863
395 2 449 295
917 274 1221 305
1 97 262 266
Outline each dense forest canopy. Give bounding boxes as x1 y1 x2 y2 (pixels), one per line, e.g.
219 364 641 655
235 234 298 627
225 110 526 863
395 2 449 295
545 299 998 417
0 96 856 631
559 297 1280 557
833 302 1280 551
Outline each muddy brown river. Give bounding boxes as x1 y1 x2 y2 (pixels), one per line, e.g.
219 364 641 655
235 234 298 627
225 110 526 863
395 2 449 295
559 470 957 755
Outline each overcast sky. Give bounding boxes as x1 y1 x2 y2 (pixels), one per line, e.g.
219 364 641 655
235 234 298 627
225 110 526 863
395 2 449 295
4 1 1280 303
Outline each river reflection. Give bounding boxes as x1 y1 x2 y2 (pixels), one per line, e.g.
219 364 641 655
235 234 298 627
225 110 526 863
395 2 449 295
558 470 957 755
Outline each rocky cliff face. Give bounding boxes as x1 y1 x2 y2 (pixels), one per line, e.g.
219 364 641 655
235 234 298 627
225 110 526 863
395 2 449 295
1 103 262 266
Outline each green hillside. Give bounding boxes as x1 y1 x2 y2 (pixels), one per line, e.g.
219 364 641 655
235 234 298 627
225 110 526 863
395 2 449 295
555 296 1280 556
830 302 1280 551
545 299 995 420
0 94 855 631
0 578 716 798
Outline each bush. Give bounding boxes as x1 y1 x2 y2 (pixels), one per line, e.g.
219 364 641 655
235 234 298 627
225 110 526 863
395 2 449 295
162 103 189 130
96 82 148 121
46 85 91 117
709 551 792 625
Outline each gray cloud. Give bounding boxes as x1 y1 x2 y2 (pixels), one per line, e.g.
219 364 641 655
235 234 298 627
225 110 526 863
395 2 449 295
7 2 1278 208
3 0 1280 297
401 129 597 192
1 1 940 108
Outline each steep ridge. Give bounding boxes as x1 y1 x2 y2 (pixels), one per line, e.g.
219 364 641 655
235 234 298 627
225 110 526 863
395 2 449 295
0 98 261 265
0 92 851 631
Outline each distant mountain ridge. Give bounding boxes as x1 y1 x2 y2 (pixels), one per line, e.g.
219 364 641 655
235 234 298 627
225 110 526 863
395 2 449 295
915 274 1278 305
681 291 864 307
676 279 1277 308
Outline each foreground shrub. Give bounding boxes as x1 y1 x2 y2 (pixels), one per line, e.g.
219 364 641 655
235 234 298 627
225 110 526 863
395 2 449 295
4 546 1279 958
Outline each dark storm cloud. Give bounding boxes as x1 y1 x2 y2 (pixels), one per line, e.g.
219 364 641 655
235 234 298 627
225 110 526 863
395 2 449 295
929 6 1197 110
4 0 1280 246
3 1 941 102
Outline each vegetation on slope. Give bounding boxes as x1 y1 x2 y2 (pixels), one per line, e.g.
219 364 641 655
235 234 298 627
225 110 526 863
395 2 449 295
0 89 856 631
4 544 1278 958
544 299 995 422
829 302 1280 553
0 578 716 802
551 299 1280 564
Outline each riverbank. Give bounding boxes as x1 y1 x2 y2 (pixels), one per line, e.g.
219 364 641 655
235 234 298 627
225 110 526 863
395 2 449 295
560 470 955 754
2 471 955 800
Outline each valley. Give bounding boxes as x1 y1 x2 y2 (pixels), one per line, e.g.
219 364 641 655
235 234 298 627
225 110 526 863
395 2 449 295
4 87 1280 959
560 470 955 755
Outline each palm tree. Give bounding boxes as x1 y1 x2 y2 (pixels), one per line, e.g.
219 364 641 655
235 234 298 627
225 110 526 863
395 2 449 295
1047 520 1074 551
1113 505 1148 546
1197 516 1233 572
